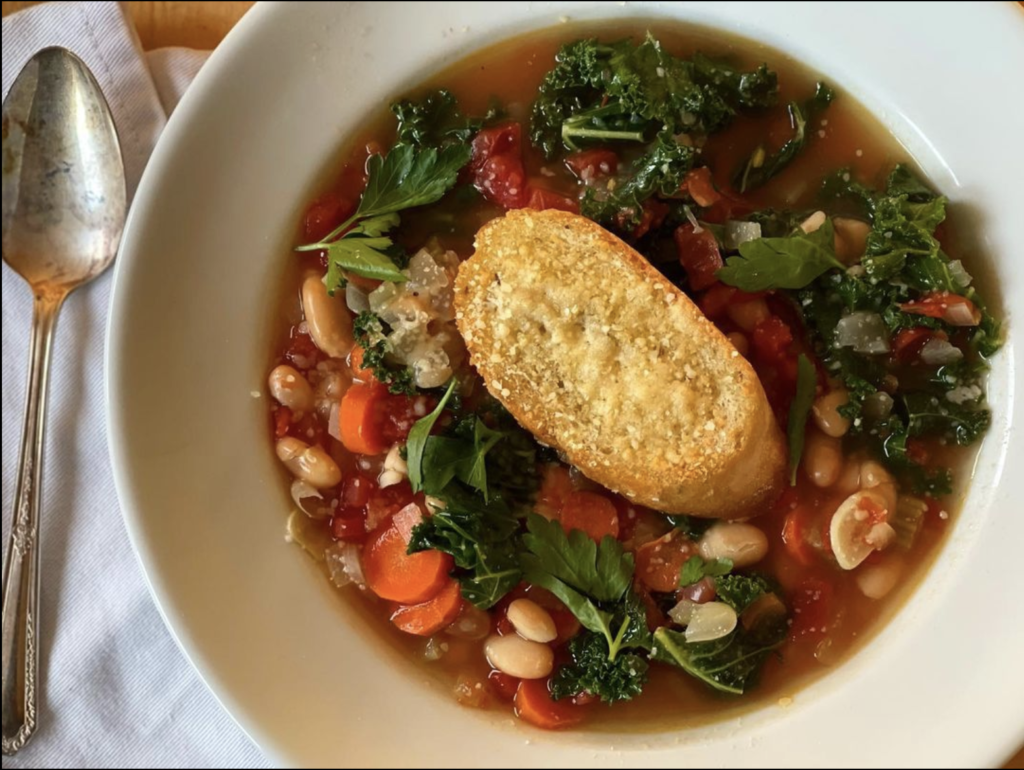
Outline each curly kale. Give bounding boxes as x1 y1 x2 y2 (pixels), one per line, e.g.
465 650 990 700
352 311 417 395
551 631 650 704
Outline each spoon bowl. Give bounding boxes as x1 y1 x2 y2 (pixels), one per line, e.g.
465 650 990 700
1 47 125 756
2 46 125 293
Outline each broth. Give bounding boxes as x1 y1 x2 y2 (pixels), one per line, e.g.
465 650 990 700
267 19 989 732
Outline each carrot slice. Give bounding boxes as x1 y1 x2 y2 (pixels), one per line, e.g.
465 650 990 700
559 491 620 542
390 579 464 636
339 382 388 455
349 345 377 383
534 465 573 519
634 531 695 593
363 517 453 604
514 679 584 730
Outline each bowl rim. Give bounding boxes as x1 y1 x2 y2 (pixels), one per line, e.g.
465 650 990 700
106 2 1024 767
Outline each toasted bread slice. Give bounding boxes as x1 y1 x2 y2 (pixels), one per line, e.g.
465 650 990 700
454 209 785 519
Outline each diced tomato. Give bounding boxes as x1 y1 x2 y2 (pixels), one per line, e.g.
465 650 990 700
535 464 573 519
302 192 355 242
341 474 376 509
635 531 696 593
892 327 941 364
365 482 417 532
380 393 437 445
470 123 528 209
751 316 795 367
488 670 521 701
700 188 754 224
681 167 721 207
331 510 367 543
628 198 670 239
273 406 292 438
906 438 930 466
900 292 981 326
283 329 323 371
525 185 579 213
675 223 724 291
558 491 620 543
564 148 619 180
788 577 834 642
514 679 585 730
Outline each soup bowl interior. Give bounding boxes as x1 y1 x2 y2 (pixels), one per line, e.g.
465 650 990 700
107 2 1024 767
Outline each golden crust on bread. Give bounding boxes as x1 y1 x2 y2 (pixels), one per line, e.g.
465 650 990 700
454 209 786 518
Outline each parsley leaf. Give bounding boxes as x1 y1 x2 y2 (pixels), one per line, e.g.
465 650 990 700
679 555 734 588
734 82 834 193
351 311 416 395
550 632 649 704
297 143 470 285
718 217 844 291
787 354 817 485
407 485 521 609
407 379 457 493
419 415 505 499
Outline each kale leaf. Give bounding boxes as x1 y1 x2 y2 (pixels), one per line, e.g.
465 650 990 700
407 484 522 609
351 311 417 395
734 82 834 193
392 89 479 149
714 574 773 613
530 34 778 158
551 631 650 704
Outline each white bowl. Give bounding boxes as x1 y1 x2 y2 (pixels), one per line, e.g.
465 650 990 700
107 2 1024 767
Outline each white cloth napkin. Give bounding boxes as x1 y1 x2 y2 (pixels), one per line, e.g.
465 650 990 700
2 3 267 768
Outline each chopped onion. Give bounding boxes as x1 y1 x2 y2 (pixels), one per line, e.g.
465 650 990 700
325 542 365 588
423 638 447 662
920 338 964 366
948 260 973 289
290 479 332 519
836 312 891 354
684 602 738 643
446 605 491 641
724 220 762 250
328 401 342 442
862 391 895 420
799 210 827 234
945 384 983 405
669 599 699 626
345 283 370 314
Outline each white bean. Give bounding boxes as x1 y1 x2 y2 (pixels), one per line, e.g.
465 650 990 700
484 634 554 680
812 389 852 438
276 437 342 489
507 599 558 644
698 523 769 568
301 273 354 359
800 210 827 234
384 444 408 475
268 364 314 414
833 217 871 264
803 430 843 488
856 559 903 600
727 297 770 332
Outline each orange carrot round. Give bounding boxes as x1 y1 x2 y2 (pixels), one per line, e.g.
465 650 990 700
390 579 464 636
339 382 388 455
634 531 695 593
349 345 377 383
363 517 453 604
514 679 584 730
558 491 620 542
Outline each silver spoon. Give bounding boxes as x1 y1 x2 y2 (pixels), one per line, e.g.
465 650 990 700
1 47 126 756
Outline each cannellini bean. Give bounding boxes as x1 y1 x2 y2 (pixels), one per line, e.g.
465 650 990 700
727 297 770 332
727 332 750 358
836 458 863 496
276 437 342 489
812 389 852 438
268 364 314 414
484 634 554 680
698 523 769 568
833 217 871 264
800 210 827 234
830 490 895 570
684 602 738 643
384 444 408 475
856 559 904 600
803 430 843 488
378 470 405 489
859 460 898 513
507 599 558 644
301 273 354 359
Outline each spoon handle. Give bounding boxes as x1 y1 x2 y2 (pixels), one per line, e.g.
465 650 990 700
1 293 64 756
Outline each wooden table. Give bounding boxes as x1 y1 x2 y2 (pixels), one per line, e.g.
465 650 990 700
2 2 1022 767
